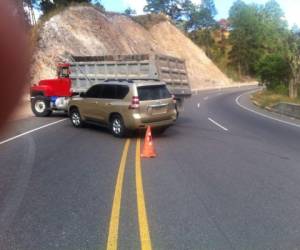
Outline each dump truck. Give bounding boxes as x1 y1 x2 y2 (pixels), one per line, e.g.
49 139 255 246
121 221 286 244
30 54 191 117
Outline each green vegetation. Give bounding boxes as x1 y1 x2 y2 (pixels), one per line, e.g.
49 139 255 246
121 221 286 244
256 54 291 90
229 1 288 76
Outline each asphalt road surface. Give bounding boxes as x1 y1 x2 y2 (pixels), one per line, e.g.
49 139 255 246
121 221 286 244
1 86 300 250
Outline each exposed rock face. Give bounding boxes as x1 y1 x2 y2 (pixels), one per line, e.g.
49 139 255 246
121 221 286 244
32 6 231 89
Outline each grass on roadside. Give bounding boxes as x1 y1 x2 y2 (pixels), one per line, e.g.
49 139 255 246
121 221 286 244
251 90 300 108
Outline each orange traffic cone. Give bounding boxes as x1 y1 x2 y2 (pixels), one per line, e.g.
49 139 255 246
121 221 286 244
141 126 156 158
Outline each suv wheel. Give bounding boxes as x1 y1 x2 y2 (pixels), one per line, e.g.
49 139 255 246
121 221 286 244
31 96 52 117
110 115 126 137
70 108 83 128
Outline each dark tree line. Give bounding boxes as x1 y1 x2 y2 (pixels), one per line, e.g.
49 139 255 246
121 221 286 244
143 0 217 31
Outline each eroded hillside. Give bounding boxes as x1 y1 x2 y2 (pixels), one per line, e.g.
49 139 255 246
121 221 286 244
32 5 231 89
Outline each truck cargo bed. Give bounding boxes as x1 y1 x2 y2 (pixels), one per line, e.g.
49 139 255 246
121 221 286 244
69 54 191 97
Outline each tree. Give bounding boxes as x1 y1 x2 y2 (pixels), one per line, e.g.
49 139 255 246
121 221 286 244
94 1 105 12
183 0 217 31
185 0 221 67
257 54 291 90
202 0 217 17
124 7 136 16
228 1 258 76
287 29 300 98
228 0 289 77
144 0 182 21
261 0 289 54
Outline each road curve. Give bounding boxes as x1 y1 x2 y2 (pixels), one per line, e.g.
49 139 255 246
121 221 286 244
1 87 300 249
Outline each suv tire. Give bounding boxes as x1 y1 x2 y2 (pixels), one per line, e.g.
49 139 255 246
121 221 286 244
31 96 52 117
70 108 83 128
110 115 126 137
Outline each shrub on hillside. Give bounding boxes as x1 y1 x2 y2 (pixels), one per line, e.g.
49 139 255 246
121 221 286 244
133 14 169 29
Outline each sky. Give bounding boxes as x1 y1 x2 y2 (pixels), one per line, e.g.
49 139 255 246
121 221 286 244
101 0 300 27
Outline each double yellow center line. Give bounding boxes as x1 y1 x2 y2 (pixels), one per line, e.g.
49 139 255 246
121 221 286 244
106 139 130 250
106 138 152 250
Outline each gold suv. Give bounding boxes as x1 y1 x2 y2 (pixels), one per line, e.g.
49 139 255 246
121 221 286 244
68 80 177 137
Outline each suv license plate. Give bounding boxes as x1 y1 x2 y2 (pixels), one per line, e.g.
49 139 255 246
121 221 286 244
152 107 167 115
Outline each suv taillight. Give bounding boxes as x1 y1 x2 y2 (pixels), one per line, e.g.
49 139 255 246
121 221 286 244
129 96 140 109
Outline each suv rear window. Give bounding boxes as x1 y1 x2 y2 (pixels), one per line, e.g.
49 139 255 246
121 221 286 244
137 85 171 101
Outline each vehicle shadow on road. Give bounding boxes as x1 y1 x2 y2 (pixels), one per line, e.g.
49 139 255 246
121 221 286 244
77 122 179 140
51 112 69 117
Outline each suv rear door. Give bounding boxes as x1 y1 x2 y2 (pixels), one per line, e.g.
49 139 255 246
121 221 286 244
137 84 174 123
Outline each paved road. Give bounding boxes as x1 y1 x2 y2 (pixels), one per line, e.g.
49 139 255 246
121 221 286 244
1 86 300 250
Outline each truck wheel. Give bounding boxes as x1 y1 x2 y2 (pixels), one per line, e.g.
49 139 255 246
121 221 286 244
31 96 51 117
110 115 126 137
70 108 83 128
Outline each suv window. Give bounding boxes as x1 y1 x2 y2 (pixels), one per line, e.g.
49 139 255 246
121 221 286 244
137 85 171 101
101 84 129 99
116 85 129 99
102 85 116 99
85 85 103 98
85 84 129 99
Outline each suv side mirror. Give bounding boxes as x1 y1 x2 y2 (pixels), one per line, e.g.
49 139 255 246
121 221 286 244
80 92 86 98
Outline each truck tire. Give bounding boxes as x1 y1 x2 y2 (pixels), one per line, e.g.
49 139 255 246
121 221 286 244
70 108 84 128
110 115 126 138
31 96 52 117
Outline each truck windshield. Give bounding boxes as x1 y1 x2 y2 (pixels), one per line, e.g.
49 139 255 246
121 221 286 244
138 85 171 101
58 67 69 78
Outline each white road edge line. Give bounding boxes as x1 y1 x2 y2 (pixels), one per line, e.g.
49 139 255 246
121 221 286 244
208 117 229 131
235 90 300 129
0 118 68 145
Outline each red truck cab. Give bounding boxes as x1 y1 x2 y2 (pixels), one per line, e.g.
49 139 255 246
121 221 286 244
30 64 73 116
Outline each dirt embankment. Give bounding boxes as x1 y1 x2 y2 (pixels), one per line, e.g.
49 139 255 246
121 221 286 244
31 5 231 89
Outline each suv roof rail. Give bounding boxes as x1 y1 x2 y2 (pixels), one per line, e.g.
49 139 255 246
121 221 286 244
104 79 134 83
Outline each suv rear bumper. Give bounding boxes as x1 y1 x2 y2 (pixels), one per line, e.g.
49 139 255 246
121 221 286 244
125 113 177 130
